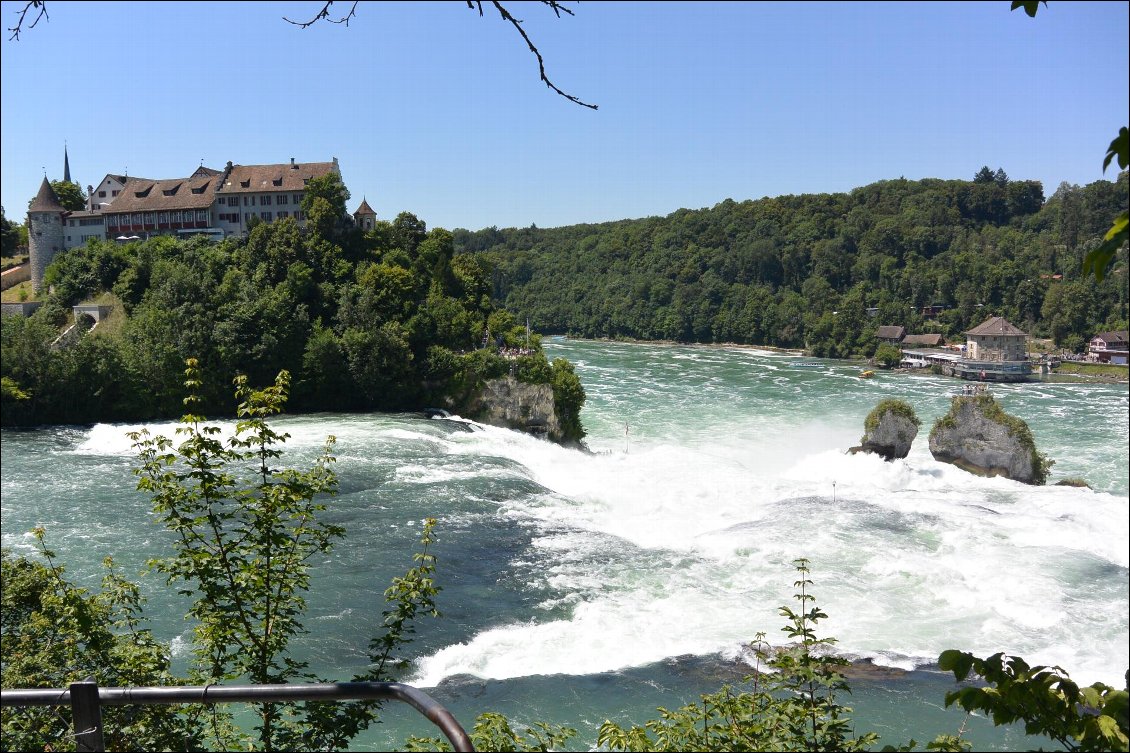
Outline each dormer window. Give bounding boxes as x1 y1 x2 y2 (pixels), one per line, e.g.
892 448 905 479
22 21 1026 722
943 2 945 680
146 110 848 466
162 183 180 197
134 185 152 198
240 180 250 188
272 177 283 186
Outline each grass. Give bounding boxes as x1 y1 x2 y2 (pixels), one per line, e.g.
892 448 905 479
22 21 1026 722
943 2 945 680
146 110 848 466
1056 361 1129 379
0 281 35 303
87 293 126 337
1 253 29 271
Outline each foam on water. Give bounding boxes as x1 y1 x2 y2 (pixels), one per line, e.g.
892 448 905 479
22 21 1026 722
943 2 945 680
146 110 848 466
3 340 1127 695
402 406 1129 687
407 342 1130 688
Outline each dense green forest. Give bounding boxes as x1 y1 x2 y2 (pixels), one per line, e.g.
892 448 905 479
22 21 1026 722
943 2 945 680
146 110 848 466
455 169 1129 357
0 176 585 436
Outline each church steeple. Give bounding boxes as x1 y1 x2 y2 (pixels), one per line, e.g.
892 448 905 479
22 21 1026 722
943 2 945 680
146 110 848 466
63 144 71 183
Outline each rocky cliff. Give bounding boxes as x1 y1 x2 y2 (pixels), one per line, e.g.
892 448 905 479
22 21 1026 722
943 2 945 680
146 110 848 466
928 394 1052 485
462 377 563 441
853 399 919 460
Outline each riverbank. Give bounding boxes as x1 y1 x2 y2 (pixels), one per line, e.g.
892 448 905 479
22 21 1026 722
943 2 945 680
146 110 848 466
1053 361 1130 383
566 336 1129 383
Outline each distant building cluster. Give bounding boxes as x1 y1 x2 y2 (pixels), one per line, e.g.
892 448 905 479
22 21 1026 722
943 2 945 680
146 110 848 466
26 150 378 292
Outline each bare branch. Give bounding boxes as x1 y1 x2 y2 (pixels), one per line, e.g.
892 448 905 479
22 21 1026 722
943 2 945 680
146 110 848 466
8 0 48 42
482 1 597 110
283 0 358 30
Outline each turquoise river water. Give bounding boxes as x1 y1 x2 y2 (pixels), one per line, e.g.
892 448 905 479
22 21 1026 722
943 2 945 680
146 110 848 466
2 338 1127 750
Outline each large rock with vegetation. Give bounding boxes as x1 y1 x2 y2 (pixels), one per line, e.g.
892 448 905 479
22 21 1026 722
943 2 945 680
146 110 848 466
463 376 562 441
928 394 1052 485
854 399 919 460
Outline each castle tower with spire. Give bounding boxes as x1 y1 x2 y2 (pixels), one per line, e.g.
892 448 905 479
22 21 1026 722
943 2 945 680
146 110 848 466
353 197 376 230
28 177 66 292
63 144 71 183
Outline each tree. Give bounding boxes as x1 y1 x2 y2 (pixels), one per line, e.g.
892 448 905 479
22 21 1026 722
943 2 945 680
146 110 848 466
1 532 207 752
873 342 902 368
300 172 350 220
939 649 1129 752
1011 1 1127 282
126 360 441 750
973 166 996 184
51 179 86 211
1 206 21 256
21 179 86 212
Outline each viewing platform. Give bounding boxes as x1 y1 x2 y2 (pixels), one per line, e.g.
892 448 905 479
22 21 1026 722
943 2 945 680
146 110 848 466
900 349 1033 382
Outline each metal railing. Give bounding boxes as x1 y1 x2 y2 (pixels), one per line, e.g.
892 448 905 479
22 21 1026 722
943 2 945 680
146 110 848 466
1 679 474 752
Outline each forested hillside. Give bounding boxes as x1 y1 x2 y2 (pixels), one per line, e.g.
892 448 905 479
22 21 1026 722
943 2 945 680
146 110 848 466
1 176 585 434
456 170 1128 357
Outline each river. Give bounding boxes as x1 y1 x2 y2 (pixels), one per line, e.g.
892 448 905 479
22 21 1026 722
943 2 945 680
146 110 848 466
2 338 1127 750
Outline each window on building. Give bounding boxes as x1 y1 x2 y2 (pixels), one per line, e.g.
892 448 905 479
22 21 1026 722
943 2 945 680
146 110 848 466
98 191 107 198
111 190 119 197
245 213 254 223
277 210 289 219
159 212 169 224
260 211 272 221
227 196 239 207
196 210 208 222
293 194 303 204
132 213 142 225
261 195 272 206
276 194 288 205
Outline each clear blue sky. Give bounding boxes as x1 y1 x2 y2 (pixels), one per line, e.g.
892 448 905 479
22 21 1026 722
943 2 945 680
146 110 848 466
2 1 1127 232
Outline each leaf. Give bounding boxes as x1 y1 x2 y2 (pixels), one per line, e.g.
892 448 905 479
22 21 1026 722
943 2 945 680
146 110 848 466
1010 1 1044 18
1103 127 1129 172
1105 210 1128 241
938 649 975 681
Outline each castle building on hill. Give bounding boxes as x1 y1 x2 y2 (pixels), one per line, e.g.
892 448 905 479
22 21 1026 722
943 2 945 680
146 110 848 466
37 151 357 252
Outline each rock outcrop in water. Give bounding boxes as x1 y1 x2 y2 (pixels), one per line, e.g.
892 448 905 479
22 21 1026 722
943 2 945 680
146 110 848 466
852 399 919 460
462 376 563 441
928 394 1052 485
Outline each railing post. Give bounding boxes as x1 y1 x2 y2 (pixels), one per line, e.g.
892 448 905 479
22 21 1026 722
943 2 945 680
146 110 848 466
70 679 105 752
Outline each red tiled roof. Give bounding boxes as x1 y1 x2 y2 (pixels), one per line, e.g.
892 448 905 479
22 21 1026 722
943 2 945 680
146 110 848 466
102 176 217 213
218 161 337 194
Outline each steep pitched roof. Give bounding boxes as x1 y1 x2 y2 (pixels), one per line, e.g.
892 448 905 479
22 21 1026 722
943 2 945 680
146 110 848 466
966 316 1027 337
102 176 217 213
901 333 944 347
1092 331 1129 346
876 325 905 340
191 165 222 178
218 161 337 194
354 198 375 215
29 177 65 212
